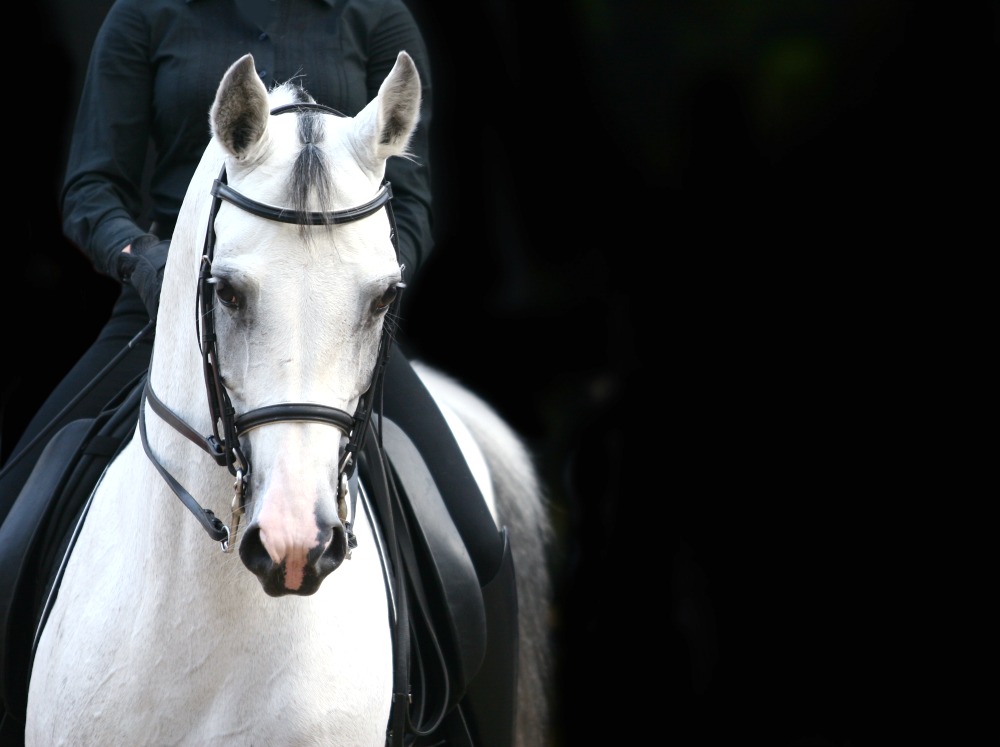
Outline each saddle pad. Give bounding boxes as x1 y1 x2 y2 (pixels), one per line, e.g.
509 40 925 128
0 419 93 723
0 375 144 728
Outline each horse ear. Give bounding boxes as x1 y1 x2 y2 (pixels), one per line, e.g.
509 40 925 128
352 51 421 166
211 54 271 159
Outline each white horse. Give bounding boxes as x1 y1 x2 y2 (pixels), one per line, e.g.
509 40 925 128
25 52 552 747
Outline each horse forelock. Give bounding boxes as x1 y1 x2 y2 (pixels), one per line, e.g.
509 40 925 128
291 114 332 229
265 82 335 235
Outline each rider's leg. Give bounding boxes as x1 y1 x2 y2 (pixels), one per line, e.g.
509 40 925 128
0 287 152 525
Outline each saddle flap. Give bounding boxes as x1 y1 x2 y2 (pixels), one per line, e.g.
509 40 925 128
0 418 93 720
0 373 144 726
368 417 488 703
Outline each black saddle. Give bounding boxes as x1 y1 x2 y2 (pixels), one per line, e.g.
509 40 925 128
0 375 518 747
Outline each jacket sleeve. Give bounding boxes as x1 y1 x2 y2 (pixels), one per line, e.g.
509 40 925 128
60 0 155 281
367 1 435 285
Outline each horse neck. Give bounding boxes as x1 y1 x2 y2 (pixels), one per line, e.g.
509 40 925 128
137 152 239 566
148 145 222 448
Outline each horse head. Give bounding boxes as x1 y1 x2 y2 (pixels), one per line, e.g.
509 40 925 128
200 52 420 595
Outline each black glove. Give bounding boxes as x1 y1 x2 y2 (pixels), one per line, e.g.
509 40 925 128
117 235 170 321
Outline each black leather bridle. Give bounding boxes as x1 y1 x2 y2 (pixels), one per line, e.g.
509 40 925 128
139 101 401 552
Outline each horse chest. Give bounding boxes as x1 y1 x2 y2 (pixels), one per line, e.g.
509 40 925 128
25 480 393 747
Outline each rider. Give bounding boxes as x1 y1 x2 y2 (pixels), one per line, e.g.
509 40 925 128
0 0 503 584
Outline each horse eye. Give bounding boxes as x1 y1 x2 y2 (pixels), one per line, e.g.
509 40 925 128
373 285 399 313
213 278 240 308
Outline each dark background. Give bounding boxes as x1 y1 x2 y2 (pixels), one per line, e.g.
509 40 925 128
6 2 996 745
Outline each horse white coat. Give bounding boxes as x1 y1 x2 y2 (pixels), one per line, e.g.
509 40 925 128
25 52 552 747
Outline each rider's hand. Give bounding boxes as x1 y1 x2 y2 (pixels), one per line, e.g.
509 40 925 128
117 235 170 321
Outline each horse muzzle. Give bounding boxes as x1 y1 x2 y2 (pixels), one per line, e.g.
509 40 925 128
238 519 349 596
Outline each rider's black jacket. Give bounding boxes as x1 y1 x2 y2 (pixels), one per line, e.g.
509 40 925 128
62 0 434 285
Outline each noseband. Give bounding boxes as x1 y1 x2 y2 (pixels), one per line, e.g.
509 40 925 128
139 102 401 551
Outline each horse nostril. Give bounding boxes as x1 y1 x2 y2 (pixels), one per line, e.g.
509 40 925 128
238 524 272 577
316 525 349 578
